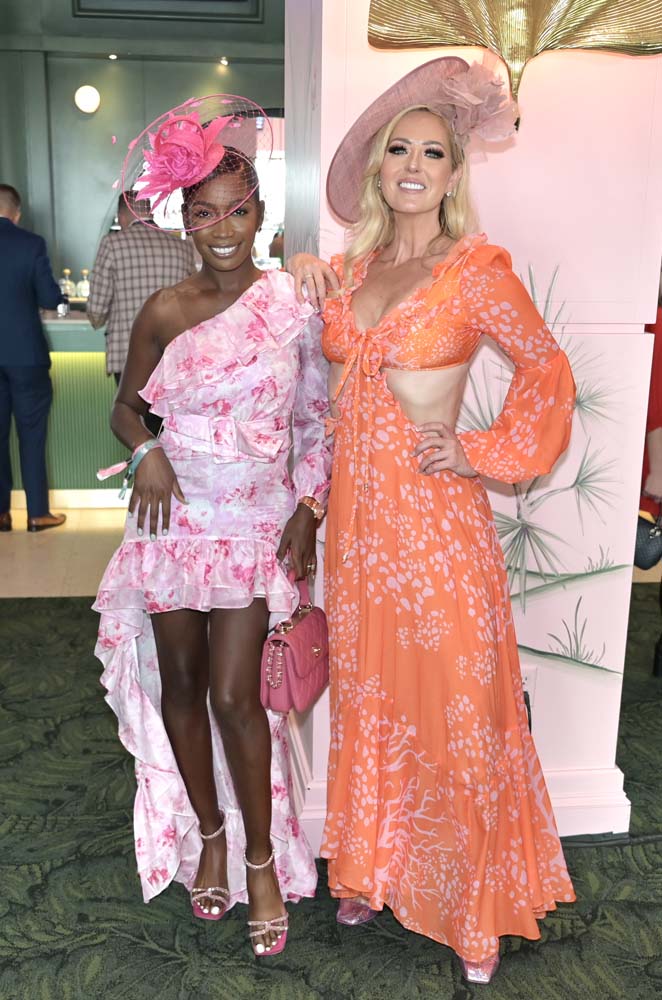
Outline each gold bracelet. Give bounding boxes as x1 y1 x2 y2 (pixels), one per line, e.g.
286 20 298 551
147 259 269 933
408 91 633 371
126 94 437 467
298 496 325 521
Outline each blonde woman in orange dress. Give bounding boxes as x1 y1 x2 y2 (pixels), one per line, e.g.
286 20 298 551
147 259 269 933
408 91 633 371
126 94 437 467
289 57 576 984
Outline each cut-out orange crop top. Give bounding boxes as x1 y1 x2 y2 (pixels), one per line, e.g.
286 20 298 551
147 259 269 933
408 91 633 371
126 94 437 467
322 234 485 372
322 233 576 486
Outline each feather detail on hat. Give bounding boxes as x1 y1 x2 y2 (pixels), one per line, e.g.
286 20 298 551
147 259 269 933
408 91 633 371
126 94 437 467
326 57 517 224
136 113 234 209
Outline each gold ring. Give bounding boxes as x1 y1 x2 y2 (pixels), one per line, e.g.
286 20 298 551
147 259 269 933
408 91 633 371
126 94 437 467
303 273 314 279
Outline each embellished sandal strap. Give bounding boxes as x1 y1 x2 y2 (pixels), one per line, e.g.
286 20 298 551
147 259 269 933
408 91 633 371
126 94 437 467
248 914 288 938
243 846 275 871
200 816 226 841
191 885 230 906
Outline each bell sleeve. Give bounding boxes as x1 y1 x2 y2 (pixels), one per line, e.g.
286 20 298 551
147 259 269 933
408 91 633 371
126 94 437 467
458 251 576 483
292 312 332 507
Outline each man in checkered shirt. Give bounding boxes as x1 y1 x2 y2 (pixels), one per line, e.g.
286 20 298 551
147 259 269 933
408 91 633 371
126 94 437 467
88 191 196 432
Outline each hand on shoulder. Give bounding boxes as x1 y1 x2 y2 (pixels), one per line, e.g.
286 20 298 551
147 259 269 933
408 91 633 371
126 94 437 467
286 252 340 311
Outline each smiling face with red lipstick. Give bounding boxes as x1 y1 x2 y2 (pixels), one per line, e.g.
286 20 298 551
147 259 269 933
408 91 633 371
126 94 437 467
378 109 462 224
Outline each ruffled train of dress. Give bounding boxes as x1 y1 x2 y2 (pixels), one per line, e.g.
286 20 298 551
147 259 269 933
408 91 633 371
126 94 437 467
95 603 314 904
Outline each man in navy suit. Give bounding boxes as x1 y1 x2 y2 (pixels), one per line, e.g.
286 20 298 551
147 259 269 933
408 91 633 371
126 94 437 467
0 184 66 531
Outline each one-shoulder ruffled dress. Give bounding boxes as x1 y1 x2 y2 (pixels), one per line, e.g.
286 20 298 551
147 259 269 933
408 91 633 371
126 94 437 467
94 270 331 905
321 236 577 961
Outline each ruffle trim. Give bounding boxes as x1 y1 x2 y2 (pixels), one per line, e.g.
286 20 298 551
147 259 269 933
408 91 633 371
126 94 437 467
140 270 314 415
93 536 299 618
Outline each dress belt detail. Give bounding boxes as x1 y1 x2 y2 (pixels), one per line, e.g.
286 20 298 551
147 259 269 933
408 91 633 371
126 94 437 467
163 412 289 463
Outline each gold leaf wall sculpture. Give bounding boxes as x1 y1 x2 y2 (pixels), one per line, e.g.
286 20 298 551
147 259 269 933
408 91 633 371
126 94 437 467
368 0 662 95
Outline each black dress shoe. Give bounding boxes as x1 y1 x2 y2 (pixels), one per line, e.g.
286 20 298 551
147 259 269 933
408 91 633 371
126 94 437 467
27 512 66 532
0 512 11 532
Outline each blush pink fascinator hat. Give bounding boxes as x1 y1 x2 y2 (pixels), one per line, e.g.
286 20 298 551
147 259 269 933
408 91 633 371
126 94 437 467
121 94 272 231
326 56 517 225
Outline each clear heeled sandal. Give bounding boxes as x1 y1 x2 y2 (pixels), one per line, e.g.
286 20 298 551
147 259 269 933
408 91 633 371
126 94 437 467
336 897 379 926
244 846 289 957
458 951 501 984
190 817 230 921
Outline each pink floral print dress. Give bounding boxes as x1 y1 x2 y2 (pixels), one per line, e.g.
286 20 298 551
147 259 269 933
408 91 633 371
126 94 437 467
94 270 331 904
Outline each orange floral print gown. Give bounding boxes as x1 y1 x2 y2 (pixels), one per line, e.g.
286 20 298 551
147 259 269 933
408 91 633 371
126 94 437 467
320 235 576 962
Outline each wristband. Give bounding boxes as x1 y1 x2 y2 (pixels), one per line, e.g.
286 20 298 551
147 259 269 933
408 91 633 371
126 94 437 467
119 440 162 498
97 438 162 499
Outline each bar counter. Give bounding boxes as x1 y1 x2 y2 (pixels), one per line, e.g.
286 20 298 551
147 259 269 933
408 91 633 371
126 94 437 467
9 317 126 498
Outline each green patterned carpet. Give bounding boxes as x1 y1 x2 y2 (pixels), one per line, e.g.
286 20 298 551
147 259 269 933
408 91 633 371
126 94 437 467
1 586 661 1000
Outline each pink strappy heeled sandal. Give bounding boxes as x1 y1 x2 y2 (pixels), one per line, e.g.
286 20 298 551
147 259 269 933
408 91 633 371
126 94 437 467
190 818 230 921
458 951 501 984
244 847 289 957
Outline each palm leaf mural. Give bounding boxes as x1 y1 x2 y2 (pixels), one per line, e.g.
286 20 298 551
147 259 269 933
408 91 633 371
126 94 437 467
560 338 619 428
526 441 619 527
493 506 565 610
509 559 628 603
525 265 618 432
510 545 632 604
574 378 616 428
457 363 509 432
517 643 621 674
569 443 620 528
460 261 625 674
547 596 606 665
525 265 618 429
524 263 567 332
518 595 620 673
585 546 615 573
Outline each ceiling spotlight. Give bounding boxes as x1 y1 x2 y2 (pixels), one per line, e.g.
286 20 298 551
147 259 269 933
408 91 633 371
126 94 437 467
108 53 118 60
74 85 101 114
219 56 229 66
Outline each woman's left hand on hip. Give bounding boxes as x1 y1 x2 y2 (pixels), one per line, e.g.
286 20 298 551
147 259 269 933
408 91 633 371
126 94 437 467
413 422 477 478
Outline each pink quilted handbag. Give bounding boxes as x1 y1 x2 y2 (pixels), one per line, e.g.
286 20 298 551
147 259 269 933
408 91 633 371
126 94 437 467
260 578 329 714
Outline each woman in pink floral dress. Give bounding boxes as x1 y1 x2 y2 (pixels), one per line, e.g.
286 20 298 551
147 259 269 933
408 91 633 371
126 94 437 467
93 97 330 957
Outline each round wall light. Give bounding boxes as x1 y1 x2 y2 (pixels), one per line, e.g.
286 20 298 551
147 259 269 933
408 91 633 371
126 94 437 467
74 85 101 114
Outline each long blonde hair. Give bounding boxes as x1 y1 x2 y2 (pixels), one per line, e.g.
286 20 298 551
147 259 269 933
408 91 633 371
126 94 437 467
343 105 475 285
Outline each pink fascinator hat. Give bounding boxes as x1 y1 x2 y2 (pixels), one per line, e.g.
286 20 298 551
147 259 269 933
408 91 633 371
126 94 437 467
326 57 517 225
121 94 272 231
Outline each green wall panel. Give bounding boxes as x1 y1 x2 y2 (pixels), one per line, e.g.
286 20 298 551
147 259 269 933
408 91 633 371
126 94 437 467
0 52 28 202
9 352 126 491
46 55 147 280
0 0 284 46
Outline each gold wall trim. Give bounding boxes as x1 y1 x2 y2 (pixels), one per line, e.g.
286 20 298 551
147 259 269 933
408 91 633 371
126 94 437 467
368 0 662 95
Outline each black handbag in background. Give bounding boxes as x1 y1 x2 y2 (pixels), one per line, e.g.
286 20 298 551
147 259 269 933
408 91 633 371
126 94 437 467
634 514 662 570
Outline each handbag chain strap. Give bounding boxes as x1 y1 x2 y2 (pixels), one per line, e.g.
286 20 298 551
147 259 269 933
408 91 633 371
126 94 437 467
650 513 662 539
265 641 286 689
